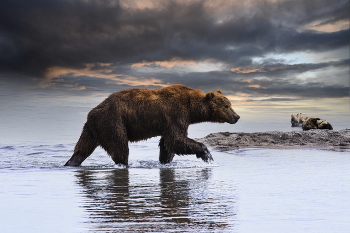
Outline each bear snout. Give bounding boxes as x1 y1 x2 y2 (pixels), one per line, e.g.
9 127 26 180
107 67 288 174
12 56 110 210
229 115 240 124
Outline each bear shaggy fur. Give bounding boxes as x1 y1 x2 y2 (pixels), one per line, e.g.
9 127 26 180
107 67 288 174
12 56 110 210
65 84 240 166
302 118 333 131
291 113 333 131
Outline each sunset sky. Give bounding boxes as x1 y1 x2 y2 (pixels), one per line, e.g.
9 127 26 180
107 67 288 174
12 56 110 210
1 0 349 144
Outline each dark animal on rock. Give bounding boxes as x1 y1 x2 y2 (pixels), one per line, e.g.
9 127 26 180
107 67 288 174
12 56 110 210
291 113 333 131
302 118 333 131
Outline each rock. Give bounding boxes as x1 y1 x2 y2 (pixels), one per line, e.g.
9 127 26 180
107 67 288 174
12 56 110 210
196 129 350 151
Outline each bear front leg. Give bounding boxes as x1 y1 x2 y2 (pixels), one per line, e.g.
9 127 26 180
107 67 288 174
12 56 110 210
164 136 214 163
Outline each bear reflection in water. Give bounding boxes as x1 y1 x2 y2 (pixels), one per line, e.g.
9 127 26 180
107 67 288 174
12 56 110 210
75 168 234 231
65 84 240 166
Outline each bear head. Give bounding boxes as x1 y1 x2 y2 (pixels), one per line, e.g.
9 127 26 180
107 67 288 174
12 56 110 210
291 113 304 126
206 90 240 124
291 113 302 123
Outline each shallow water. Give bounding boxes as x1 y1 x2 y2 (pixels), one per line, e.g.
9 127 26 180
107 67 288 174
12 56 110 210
1 139 350 233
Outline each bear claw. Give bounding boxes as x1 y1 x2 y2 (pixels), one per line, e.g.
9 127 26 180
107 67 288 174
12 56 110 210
203 152 214 163
198 145 214 163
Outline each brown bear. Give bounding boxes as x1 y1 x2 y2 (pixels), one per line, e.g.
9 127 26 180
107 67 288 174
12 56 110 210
65 84 240 166
302 117 333 131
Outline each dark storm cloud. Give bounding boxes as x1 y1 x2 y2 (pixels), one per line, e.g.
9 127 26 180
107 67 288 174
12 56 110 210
0 0 349 77
120 58 349 89
240 80 349 99
46 57 348 100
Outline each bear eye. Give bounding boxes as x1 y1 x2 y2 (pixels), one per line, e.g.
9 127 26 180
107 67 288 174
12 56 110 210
225 105 229 108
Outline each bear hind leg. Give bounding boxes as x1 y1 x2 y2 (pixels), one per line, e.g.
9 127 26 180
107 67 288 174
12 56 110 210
100 136 129 166
159 137 175 164
65 124 98 166
110 145 129 166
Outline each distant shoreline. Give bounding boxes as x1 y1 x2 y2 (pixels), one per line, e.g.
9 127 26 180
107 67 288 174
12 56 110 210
197 129 350 151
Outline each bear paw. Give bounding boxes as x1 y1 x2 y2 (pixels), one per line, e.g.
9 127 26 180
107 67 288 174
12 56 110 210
197 145 214 163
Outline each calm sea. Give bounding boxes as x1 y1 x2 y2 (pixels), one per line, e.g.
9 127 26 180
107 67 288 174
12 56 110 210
1 137 350 232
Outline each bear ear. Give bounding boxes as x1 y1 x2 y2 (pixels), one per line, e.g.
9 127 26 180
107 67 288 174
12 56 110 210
217 89 222 94
206 91 215 100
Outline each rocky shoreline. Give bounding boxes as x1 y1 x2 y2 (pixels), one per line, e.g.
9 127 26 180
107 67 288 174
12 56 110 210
197 129 350 151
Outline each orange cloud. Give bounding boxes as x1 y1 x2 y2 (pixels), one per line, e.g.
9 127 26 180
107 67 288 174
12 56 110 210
304 19 349 33
231 67 263 74
45 63 114 79
239 79 263 88
42 63 169 89
131 58 197 68
231 64 306 74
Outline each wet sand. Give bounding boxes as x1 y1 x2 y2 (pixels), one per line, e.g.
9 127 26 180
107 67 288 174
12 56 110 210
197 129 350 151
